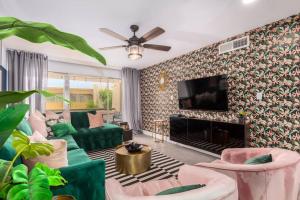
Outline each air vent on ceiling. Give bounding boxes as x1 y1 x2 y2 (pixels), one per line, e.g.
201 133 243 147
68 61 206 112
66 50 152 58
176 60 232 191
219 36 249 54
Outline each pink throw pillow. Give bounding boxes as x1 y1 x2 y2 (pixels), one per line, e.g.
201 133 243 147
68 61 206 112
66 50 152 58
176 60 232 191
88 112 104 128
28 131 47 142
33 110 46 121
23 138 68 169
28 112 48 137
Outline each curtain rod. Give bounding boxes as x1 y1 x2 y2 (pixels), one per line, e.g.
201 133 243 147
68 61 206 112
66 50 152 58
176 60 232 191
6 48 48 59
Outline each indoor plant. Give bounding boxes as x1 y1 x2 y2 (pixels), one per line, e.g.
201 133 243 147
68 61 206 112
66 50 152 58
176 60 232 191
0 17 106 65
0 90 69 200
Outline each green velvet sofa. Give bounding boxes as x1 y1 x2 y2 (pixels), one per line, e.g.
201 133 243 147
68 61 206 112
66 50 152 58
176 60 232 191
0 137 106 200
0 111 123 200
69 111 123 151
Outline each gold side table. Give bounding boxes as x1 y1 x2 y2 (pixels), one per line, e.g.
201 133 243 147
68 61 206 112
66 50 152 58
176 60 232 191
115 145 152 175
153 119 168 143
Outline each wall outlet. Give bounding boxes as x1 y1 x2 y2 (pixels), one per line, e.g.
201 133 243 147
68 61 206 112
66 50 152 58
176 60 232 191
256 92 263 101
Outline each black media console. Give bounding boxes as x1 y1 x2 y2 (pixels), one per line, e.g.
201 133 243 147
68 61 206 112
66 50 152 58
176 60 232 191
170 116 249 155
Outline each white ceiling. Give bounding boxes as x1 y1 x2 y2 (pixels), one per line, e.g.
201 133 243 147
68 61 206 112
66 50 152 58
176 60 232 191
0 0 300 70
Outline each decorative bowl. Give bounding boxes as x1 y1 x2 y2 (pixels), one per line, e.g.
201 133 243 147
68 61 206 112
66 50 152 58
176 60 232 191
125 142 143 153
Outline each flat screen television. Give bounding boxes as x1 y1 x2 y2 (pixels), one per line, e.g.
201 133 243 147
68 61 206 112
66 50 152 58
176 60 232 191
177 75 228 111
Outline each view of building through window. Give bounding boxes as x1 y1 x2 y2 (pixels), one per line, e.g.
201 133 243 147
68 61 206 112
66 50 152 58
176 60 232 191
46 72 122 115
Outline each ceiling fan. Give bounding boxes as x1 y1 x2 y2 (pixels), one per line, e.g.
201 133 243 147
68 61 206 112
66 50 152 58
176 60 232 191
99 25 171 60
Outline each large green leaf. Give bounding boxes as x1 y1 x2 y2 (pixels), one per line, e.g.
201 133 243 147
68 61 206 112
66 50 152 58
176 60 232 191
0 90 69 108
12 130 54 160
0 17 106 65
0 159 11 181
7 164 52 200
11 164 28 184
34 163 67 186
0 182 12 199
0 104 29 147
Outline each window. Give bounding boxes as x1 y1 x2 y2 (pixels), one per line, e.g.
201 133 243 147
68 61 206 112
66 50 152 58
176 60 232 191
46 72 122 116
46 72 65 111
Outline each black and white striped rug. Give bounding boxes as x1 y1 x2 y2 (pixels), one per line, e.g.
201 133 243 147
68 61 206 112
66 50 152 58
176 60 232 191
88 148 184 186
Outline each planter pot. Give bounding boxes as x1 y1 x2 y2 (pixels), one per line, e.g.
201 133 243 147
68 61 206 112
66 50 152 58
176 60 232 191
52 195 76 200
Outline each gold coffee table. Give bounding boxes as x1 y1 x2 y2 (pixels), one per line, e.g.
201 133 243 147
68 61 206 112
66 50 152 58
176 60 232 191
115 144 152 175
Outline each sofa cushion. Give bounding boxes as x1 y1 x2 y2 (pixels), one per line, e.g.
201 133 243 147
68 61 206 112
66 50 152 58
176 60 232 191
55 135 80 151
67 149 90 166
0 137 22 165
73 123 123 151
51 122 77 137
17 119 33 136
71 111 96 130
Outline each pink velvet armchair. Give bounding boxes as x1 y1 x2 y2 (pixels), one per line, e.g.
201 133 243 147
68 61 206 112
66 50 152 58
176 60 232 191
106 164 238 200
196 148 300 200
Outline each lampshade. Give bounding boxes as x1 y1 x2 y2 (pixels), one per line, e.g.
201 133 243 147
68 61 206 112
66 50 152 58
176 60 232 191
127 45 143 60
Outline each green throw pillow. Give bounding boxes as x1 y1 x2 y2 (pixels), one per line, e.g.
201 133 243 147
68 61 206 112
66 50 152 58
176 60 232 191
17 119 33 136
156 184 205 196
244 154 272 165
51 122 77 137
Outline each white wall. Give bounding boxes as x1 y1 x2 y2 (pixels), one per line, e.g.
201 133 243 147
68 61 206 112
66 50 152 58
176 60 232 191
48 60 121 79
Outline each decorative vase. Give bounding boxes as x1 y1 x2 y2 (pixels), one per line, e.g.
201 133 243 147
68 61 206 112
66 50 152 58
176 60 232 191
52 195 76 200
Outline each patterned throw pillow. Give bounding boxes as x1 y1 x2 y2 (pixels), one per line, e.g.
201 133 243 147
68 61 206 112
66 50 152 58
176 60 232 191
45 111 70 136
88 112 104 128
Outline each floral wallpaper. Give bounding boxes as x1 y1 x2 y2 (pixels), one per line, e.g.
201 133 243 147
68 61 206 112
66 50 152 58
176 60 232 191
140 14 300 152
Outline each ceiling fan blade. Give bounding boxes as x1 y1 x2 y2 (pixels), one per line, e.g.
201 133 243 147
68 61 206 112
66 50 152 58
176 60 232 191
143 44 171 51
99 28 128 41
98 45 126 50
139 27 165 43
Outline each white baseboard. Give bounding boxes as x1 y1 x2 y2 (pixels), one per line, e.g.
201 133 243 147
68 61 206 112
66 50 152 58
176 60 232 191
141 130 220 158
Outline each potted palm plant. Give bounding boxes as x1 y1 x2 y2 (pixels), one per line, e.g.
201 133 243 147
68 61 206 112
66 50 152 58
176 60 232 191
0 91 74 200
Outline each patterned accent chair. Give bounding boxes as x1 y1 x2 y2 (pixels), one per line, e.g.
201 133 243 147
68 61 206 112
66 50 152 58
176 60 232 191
106 165 238 200
196 148 300 200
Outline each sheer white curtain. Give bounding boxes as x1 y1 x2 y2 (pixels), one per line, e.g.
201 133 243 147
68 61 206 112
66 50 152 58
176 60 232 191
7 49 48 112
121 67 142 133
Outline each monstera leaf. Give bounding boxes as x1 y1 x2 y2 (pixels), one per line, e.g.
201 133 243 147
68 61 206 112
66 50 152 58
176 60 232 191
0 160 12 199
0 17 106 65
34 163 67 187
7 164 52 200
12 130 54 160
0 104 29 148
0 160 11 181
0 90 69 108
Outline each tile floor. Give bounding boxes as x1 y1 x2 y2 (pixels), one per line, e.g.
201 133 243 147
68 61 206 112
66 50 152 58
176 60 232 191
133 134 216 165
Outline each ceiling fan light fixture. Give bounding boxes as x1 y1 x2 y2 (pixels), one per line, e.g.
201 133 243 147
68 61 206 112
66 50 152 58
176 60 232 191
127 45 143 60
